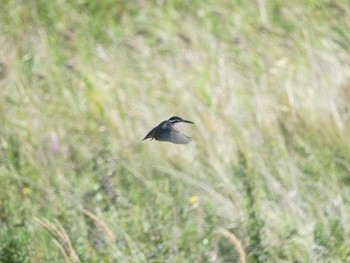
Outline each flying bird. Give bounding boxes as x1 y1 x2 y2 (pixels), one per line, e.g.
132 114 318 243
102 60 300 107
142 116 194 144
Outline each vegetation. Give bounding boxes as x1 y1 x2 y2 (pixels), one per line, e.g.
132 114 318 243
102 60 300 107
1 0 350 262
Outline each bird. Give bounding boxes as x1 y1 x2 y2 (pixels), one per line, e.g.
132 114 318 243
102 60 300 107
142 116 194 144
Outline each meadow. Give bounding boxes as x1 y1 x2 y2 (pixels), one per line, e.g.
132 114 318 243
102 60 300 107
1 0 350 262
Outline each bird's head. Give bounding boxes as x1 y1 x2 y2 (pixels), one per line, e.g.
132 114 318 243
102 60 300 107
168 116 194 124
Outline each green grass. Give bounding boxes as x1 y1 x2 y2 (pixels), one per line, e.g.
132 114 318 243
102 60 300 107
1 0 350 262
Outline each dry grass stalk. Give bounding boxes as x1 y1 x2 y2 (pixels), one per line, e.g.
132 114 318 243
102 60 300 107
78 206 116 243
37 218 80 263
52 239 72 263
217 227 246 263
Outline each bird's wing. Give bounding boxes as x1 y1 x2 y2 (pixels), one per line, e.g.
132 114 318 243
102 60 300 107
170 132 192 144
155 127 192 144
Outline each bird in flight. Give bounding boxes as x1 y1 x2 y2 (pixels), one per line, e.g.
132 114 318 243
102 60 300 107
142 116 194 144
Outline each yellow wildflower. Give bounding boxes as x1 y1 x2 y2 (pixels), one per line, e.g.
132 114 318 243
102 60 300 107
22 187 32 195
188 195 200 205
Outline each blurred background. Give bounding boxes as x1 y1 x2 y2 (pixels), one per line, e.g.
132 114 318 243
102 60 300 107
1 0 350 262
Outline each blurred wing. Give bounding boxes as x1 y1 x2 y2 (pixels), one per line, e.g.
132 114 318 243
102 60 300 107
155 130 191 144
170 132 192 144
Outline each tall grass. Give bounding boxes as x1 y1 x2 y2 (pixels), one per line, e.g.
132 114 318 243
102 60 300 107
1 0 350 262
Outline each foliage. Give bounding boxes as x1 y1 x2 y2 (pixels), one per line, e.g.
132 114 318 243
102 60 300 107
1 0 350 262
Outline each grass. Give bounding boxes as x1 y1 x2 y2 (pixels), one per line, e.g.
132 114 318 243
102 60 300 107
1 0 350 262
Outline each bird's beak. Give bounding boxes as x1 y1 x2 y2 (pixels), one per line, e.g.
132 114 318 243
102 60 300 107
183 120 194 124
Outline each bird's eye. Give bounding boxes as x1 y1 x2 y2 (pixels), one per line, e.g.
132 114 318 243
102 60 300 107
169 116 181 121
